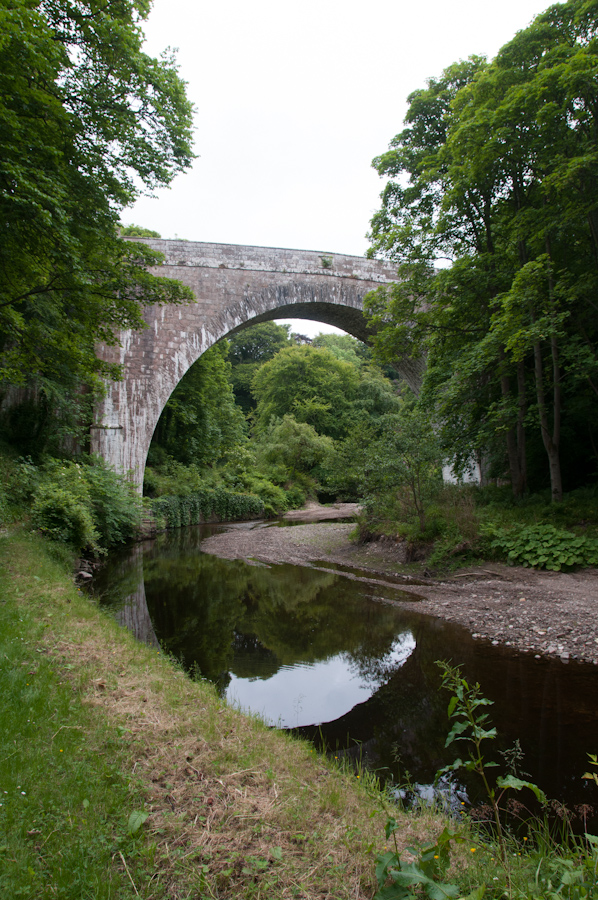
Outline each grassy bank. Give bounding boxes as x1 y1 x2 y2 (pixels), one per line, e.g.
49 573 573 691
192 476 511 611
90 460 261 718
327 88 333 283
0 528 446 899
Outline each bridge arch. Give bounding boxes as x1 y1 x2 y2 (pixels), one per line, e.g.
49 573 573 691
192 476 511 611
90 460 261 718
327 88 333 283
91 239 413 486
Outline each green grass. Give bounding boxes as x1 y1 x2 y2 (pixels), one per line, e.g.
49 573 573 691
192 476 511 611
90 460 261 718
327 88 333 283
0 527 452 899
4 525 598 899
0 548 152 898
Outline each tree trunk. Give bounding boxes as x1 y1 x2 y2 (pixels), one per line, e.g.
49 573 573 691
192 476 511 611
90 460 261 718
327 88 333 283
533 340 562 502
516 359 527 495
499 351 526 497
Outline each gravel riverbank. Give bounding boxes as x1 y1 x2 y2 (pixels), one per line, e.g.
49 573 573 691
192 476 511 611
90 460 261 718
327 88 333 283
200 507 598 666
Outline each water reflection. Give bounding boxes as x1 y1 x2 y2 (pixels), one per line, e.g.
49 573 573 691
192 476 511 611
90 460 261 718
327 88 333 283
95 525 598 816
228 633 416 728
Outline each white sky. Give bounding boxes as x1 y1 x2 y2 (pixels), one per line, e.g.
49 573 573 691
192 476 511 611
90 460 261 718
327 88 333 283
127 0 553 336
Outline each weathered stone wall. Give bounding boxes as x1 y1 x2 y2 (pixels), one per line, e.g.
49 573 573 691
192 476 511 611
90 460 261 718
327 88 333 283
91 239 412 487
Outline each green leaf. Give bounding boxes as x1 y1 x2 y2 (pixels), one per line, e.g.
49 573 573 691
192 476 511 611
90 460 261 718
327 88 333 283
127 809 149 835
445 721 470 747
496 775 547 804
375 850 398 886
457 888 486 900
374 884 411 900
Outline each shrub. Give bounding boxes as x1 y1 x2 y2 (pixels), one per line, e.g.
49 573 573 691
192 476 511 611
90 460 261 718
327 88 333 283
31 484 100 553
242 478 288 517
151 488 264 528
83 459 142 547
25 458 142 555
284 485 306 509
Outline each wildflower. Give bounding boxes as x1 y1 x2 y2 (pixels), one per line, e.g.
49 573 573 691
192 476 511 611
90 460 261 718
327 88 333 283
470 848 476 853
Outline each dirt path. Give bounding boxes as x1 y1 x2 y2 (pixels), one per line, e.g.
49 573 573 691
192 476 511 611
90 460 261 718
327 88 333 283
201 507 598 666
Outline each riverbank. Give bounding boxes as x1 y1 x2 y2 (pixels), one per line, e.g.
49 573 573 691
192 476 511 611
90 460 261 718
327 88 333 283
0 527 448 900
200 511 598 666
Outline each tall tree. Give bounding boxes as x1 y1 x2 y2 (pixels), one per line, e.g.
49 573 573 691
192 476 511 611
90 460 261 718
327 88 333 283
152 343 247 468
0 0 194 415
251 345 361 440
227 322 292 414
366 0 598 500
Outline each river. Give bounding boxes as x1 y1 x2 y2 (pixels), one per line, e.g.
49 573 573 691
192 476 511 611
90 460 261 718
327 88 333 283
94 523 598 823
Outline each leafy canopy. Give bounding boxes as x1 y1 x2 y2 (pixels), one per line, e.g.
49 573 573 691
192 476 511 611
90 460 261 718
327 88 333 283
365 0 598 499
0 0 194 402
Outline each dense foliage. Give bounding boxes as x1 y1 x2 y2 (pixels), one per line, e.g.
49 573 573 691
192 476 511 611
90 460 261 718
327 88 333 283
151 489 264 530
365 0 598 503
1 450 142 554
252 345 362 440
0 0 194 437
150 342 247 468
145 325 406 515
227 322 293 414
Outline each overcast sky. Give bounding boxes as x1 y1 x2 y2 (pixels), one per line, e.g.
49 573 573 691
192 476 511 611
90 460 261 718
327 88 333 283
128 0 553 336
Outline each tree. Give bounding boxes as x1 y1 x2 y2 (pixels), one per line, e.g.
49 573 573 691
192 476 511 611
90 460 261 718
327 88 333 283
228 322 292 365
363 406 443 533
365 0 598 500
227 322 292 413
0 0 194 423
311 333 370 367
251 345 361 440
151 343 247 468
254 414 334 495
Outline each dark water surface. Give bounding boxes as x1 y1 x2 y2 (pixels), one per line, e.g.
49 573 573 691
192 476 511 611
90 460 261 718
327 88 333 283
95 524 598 816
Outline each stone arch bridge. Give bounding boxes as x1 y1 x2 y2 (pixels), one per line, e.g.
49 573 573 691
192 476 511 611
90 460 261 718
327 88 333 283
91 239 412 486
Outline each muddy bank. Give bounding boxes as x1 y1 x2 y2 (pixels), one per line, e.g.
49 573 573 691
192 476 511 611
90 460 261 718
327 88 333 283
200 511 598 666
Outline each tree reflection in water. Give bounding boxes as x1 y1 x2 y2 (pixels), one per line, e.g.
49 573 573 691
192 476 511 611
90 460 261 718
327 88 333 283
95 525 598 815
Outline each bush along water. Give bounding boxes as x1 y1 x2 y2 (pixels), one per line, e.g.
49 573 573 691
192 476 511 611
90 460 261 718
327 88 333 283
373 662 598 899
151 488 264 529
2 453 142 556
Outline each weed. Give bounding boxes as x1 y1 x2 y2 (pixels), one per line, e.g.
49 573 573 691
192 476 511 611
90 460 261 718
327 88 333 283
375 662 598 900
487 523 598 570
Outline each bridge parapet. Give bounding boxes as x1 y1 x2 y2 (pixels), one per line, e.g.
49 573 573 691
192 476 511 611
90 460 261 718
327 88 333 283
138 239 397 283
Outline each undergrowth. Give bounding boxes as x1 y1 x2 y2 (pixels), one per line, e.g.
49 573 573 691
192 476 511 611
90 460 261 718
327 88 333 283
358 483 598 573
